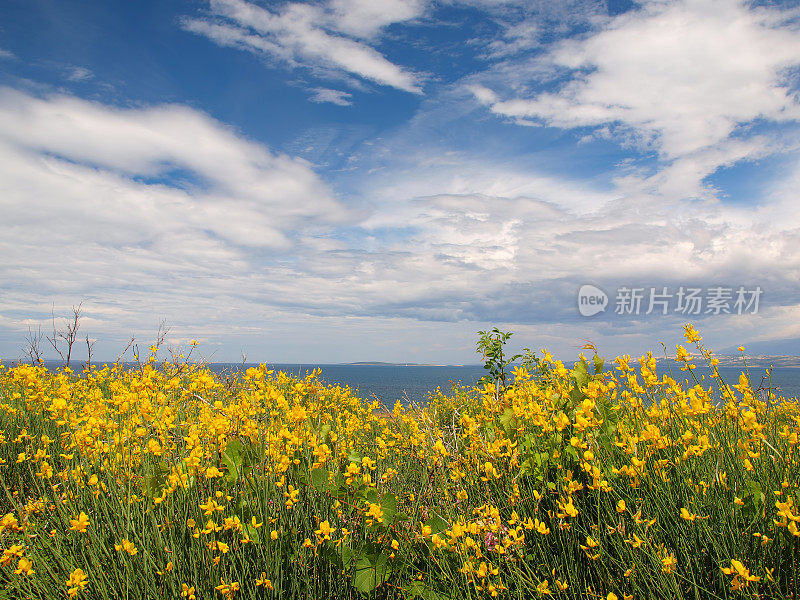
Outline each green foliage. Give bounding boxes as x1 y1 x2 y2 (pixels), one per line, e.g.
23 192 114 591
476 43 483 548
476 327 521 397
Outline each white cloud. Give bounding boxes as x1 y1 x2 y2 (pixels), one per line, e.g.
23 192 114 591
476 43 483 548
66 66 93 81
309 87 353 105
3 73 800 362
0 88 361 350
477 0 800 160
0 87 349 245
0 49 16 60
183 0 424 94
328 0 426 39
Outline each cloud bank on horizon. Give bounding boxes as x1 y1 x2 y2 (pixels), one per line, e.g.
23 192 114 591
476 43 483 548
1 0 800 363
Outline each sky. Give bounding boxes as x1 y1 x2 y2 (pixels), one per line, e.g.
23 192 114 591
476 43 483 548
2 0 800 364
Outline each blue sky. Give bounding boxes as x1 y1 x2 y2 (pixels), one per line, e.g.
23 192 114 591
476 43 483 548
2 0 800 364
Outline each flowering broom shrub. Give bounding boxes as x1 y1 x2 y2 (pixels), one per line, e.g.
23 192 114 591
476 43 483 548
0 325 798 599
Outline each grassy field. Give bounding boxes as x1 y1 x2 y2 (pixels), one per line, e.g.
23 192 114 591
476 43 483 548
0 325 798 599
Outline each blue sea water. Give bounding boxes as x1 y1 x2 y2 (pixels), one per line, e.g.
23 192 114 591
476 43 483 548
208 363 800 407
215 364 489 408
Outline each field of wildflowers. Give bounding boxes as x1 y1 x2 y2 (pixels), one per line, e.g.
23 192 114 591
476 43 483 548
0 325 798 599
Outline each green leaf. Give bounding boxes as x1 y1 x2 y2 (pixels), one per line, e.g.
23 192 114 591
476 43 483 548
244 522 261 544
571 360 589 390
424 514 449 535
221 439 245 483
593 354 604 375
352 552 391 594
340 545 354 567
408 581 449 600
145 461 170 498
499 407 516 434
310 468 330 492
379 493 398 523
748 481 765 504
563 444 579 462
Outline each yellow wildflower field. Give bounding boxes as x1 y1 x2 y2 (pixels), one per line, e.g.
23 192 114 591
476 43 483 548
0 326 798 599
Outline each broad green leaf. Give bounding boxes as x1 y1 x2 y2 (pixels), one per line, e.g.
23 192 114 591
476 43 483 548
145 461 170 499
243 522 261 544
310 468 330 492
424 514 449 535
352 552 391 594
379 492 398 522
408 580 449 600
221 439 245 482
499 407 516 434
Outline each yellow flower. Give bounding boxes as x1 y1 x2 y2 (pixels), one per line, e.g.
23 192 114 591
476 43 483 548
683 324 702 343
625 534 644 549
199 497 225 515
256 572 274 590
581 536 599 549
69 512 90 533
66 568 88 597
433 439 449 456
0 513 20 534
1 544 24 567
114 539 138 555
616 500 626 513
366 502 384 524
215 578 240 597
661 551 677 574
181 584 197 600
720 558 761 591
14 556 35 576
270 530 279 540
535 579 552 596
315 520 335 541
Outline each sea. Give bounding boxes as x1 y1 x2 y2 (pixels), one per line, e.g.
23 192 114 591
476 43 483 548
10 360 800 408
206 363 800 408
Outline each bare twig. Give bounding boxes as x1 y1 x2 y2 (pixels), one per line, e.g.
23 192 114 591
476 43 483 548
84 335 96 371
47 303 82 369
116 336 135 365
24 325 44 366
154 320 170 351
